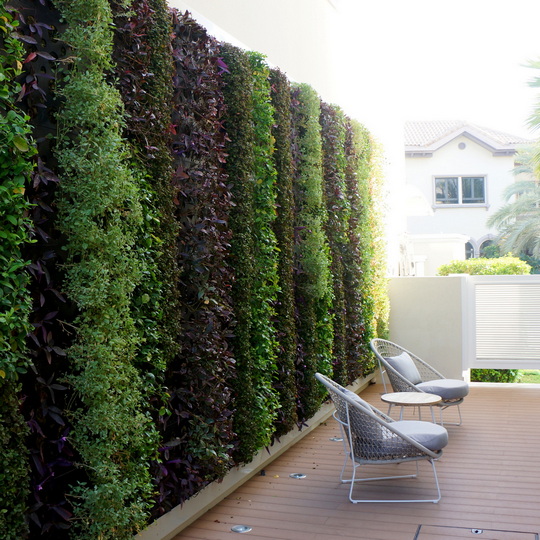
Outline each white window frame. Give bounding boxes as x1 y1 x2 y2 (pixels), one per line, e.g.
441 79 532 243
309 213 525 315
433 175 488 208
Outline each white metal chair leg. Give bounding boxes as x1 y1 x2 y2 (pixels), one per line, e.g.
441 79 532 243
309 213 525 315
438 403 463 426
345 460 441 504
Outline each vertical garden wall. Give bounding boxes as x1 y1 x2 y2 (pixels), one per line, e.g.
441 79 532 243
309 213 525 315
1 1 388 538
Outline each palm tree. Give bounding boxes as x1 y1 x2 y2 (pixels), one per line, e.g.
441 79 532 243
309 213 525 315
487 58 540 257
487 177 540 257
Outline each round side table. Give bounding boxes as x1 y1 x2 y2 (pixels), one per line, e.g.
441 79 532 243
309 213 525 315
380 391 442 422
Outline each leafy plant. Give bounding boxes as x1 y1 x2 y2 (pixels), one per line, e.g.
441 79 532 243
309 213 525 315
53 0 157 536
290 83 333 420
221 44 278 462
470 369 520 383
110 0 180 400
320 102 349 385
269 68 298 436
156 11 235 514
245 51 280 449
0 5 34 537
437 256 531 276
12 2 82 535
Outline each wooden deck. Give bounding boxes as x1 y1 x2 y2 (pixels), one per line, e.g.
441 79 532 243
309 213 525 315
174 383 540 540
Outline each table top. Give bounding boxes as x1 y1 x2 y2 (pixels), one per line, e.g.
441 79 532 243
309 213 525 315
380 391 442 406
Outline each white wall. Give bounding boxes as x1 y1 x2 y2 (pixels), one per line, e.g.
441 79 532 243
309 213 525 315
388 277 468 380
388 275 540 381
168 0 342 107
408 234 469 276
405 134 515 243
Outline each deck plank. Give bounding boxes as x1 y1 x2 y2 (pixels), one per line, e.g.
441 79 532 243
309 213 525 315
174 384 540 540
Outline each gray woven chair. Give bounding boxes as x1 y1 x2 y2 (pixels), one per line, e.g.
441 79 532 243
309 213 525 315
315 372 448 503
370 338 469 426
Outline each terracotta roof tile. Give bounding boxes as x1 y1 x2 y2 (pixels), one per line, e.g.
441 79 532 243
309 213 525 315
404 120 532 148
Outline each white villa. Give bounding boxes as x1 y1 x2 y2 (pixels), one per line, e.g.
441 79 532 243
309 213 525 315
403 120 532 275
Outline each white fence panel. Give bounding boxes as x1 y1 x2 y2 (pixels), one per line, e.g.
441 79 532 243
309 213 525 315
471 275 540 369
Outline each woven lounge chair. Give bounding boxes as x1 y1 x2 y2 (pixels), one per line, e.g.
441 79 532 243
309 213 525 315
315 372 448 503
370 338 469 426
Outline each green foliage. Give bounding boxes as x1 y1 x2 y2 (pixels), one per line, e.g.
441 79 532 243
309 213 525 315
0 6 33 536
163 12 235 510
221 44 278 462
356 125 389 352
269 68 298 436
110 0 180 391
53 0 157 536
470 369 520 383
0 3 34 381
487 179 540 258
0 380 30 540
341 119 379 382
247 51 280 444
291 83 333 420
437 256 531 276
320 102 349 385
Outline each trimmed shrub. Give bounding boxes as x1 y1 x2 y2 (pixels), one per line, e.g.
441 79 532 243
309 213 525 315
269 68 298 436
438 256 531 276
470 369 520 383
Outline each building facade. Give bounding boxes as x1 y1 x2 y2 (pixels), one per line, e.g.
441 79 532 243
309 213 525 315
403 120 531 274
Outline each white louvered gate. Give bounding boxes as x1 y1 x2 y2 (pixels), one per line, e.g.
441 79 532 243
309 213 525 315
471 275 540 369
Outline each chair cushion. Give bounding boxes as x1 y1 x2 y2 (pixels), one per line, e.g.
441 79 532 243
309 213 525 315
391 420 448 451
385 352 422 384
416 379 469 400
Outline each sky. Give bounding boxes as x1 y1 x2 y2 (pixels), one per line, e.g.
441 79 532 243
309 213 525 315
334 0 540 143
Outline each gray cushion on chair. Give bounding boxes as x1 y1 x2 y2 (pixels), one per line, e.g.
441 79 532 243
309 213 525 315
416 379 469 400
391 420 448 451
385 352 422 384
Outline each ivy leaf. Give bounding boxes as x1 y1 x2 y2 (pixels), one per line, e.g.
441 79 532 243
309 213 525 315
12 135 29 152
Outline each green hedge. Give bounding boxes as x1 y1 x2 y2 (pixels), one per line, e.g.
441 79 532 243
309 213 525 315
438 256 531 275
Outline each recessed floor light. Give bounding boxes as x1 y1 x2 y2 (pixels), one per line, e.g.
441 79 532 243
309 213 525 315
289 472 307 479
231 524 252 533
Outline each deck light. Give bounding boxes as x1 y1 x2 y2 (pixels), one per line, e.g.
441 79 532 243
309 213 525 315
231 525 252 533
